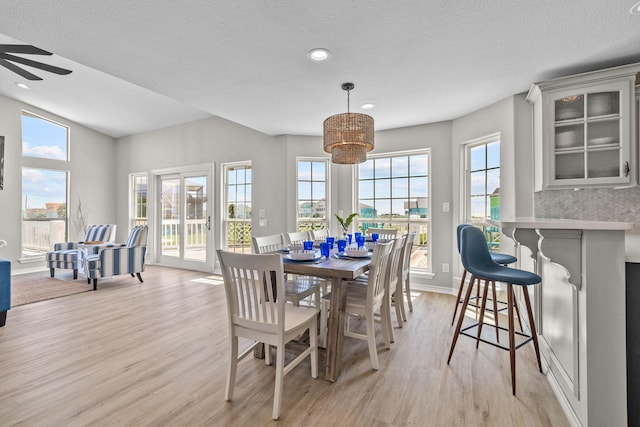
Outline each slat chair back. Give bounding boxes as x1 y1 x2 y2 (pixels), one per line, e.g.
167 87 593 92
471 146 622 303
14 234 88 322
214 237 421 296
399 232 416 314
311 228 329 241
217 249 318 420
382 235 407 340
366 240 394 310
366 227 398 240
252 234 286 254
219 251 283 333
285 231 311 246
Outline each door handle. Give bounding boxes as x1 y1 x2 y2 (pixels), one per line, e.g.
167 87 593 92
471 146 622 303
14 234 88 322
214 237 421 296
206 216 211 231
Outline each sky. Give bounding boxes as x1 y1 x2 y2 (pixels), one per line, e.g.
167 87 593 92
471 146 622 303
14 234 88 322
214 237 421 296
21 114 68 210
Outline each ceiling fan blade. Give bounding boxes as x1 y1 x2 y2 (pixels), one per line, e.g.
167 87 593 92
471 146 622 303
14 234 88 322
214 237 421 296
0 53 72 75
0 44 52 56
0 58 42 80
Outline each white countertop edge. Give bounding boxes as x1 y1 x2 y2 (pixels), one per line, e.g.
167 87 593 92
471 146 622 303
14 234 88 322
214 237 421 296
497 217 633 231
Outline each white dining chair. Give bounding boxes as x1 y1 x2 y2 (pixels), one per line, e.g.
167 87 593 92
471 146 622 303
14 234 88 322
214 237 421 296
365 227 398 240
285 231 311 246
319 240 393 370
217 250 318 420
252 234 322 308
311 228 329 241
398 232 416 318
350 235 406 343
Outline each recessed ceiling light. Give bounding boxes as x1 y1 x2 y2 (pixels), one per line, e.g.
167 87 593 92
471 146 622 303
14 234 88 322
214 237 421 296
308 48 331 62
15 82 30 90
361 103 375 110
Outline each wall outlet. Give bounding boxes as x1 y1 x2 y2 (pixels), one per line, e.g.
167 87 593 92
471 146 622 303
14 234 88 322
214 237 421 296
259 219 267 227
442 202 450 212
442 263 449 273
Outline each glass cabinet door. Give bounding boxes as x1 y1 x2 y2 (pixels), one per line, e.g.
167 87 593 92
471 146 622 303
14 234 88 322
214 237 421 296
549 84 629 186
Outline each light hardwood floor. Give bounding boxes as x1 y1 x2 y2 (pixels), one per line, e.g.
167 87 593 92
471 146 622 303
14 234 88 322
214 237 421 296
0 266 569 426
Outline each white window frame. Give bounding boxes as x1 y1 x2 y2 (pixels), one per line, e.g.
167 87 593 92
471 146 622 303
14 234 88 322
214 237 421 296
463 133 501 250
221 161 252 253
295 157 330 232
355 149 431 272
20 111 70 262
129 172 149 229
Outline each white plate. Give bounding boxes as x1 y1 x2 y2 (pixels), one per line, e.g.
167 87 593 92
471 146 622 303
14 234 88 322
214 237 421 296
285 252 321 261
344 250 371 258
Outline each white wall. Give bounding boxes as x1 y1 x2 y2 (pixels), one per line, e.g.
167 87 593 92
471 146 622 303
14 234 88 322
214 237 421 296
0 94 117 273
116 115 287 262
0 89 529 286
450 94 534 289
285 123 455 290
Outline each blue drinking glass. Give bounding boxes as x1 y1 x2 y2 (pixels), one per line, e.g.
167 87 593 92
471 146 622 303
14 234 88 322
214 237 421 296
354 232 362 240
371 233 379 242
337 239 347 252
326 237 335 248
347 234 353 245
320 242 331 258
356 236 365 248
303 240 314 251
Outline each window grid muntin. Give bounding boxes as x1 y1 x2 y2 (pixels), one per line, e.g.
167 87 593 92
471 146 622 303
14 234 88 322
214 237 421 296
296 158 329 231
357 150 430 271
223 162 252 253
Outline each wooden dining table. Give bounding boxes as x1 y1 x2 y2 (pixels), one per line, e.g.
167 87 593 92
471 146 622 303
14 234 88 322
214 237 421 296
283 253 371 382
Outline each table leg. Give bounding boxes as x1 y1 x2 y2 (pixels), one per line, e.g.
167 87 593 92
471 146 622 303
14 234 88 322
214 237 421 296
324 277 347 382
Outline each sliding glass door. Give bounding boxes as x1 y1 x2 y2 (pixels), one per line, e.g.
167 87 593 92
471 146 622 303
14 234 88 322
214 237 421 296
157 170 212 272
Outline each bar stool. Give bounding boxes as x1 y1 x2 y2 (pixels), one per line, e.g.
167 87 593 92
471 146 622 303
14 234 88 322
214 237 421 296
451 224 522 338
447 225 542 395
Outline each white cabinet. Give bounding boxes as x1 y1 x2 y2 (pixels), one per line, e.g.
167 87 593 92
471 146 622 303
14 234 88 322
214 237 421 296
501 219 631 427
527 64 638 190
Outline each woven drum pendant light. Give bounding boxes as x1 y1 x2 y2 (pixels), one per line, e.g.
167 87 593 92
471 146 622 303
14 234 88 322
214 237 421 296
323 83 374 164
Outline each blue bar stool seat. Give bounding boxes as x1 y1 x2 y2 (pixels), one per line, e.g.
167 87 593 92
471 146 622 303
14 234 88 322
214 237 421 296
447 225 542 395
451 224 523 339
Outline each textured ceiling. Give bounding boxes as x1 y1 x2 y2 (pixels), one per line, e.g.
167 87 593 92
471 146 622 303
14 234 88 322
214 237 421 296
1 1 639 138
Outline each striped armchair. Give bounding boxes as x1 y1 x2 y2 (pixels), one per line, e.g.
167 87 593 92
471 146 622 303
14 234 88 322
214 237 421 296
84 226 148 291
46 224 117 279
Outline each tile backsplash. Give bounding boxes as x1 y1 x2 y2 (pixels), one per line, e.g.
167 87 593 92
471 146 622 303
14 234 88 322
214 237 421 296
535 187 640 260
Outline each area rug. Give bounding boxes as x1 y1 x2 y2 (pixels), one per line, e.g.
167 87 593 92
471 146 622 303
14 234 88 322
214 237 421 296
11 272 92 306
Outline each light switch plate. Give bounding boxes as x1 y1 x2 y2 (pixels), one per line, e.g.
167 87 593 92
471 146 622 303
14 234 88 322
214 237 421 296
443 202 450 212
259 209 266 218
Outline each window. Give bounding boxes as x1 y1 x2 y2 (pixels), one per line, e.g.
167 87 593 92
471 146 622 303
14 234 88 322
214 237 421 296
357 151 430 271
223 162 252 253
130 174 148 228
21 168 68 258
21 112 69 259
21 111 68 161
296 158 329 231
465 137 500 250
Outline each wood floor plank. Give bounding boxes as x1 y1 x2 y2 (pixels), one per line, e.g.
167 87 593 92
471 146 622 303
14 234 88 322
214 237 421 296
0 265 569 426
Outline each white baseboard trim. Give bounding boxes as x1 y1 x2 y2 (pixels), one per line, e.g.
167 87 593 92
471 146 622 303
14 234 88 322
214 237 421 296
543 358 582 427
12 265 49 276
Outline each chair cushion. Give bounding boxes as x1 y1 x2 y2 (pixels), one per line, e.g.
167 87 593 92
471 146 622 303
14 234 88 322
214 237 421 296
46 249 78 263
460 226 540 286
125 226 148 247
85 225 115 243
